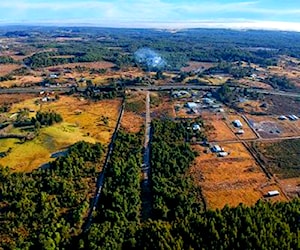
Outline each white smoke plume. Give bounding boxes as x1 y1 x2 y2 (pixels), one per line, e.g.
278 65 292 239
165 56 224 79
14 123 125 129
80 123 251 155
134 48 166 70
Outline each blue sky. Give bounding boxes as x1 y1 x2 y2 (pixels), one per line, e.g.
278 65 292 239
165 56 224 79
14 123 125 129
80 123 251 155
0 0 300 31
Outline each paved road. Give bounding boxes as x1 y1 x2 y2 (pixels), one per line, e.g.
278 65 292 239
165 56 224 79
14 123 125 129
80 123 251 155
1 84 300 98
128 85 300 98
143 91 151 176
141 91 152 220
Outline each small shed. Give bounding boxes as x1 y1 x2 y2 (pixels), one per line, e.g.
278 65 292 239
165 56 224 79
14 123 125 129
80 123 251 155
233 119 243 128
267 190 280 197
278 115 287 120
203 98 214 105
218 152 228 157
192 124 201 131
236 129 245 135
211 145 222 153
186 102 198 109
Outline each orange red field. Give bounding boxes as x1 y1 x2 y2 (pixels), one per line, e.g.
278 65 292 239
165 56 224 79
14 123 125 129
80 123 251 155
190 143 287 209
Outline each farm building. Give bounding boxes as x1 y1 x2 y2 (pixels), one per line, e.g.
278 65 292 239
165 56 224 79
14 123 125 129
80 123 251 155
267 190 280 197
288 115 298 121
218 152 228 157
292 115 299 120
203 98 214 105
49 74 58 79
186 102 198 109
278 115 287 120
233 119 243 128
192 124 201 131
211 145 222 153
236 129 245 135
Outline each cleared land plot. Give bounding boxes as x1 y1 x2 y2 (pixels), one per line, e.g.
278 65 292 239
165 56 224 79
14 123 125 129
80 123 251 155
190 143 286 209
0 75 43 88
181 61 216 72
0 96 121 172
121 91 145 133
121 111 144 133
226 114 257 140
0 64 22 76
0 93 36 105
237 100 268 114
247 115 300 138
238 78 272 90
46 61 115 70
151 93 176 119
279 178 300 199
203 114 237 141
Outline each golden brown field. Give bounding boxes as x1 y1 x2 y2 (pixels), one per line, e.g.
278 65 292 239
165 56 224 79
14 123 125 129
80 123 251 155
237 100 267 114
190 143 287 209
181 61 216 72
0 96 122 172
0 93 36 105
0 75 43 88
0 64 22 76
151 93 175 119
121 111 144 133
46 61 115 70
238 78 272 89
39 96 121 143
226 114 257 140
203 114 237 141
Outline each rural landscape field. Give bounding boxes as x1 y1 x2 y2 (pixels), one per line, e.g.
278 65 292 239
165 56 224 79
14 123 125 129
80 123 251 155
0 25 299 249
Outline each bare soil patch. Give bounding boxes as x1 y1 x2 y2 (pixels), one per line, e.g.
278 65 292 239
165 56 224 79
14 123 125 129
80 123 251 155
0 93 36 105
121 111 144 133
247 115 300 138
46 61 115 70
0 64 22 76
181 61 216 72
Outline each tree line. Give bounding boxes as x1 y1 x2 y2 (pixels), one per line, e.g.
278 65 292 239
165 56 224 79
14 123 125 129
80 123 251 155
1 120 299 249
0 141 104 249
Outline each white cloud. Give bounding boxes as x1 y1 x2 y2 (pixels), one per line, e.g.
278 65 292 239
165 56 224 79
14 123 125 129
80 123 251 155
0 1 300 32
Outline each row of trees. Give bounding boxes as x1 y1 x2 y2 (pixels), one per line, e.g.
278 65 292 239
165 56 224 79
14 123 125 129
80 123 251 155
266 75 295 90
0 56 16 64
0 141 104 249
150 119 204 221
82 131 143 249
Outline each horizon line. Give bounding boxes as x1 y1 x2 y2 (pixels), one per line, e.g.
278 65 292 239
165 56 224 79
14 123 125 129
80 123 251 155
0 20 300 33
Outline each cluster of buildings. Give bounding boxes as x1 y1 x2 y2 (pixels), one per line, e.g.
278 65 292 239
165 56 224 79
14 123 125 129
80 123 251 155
278 115 299 121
